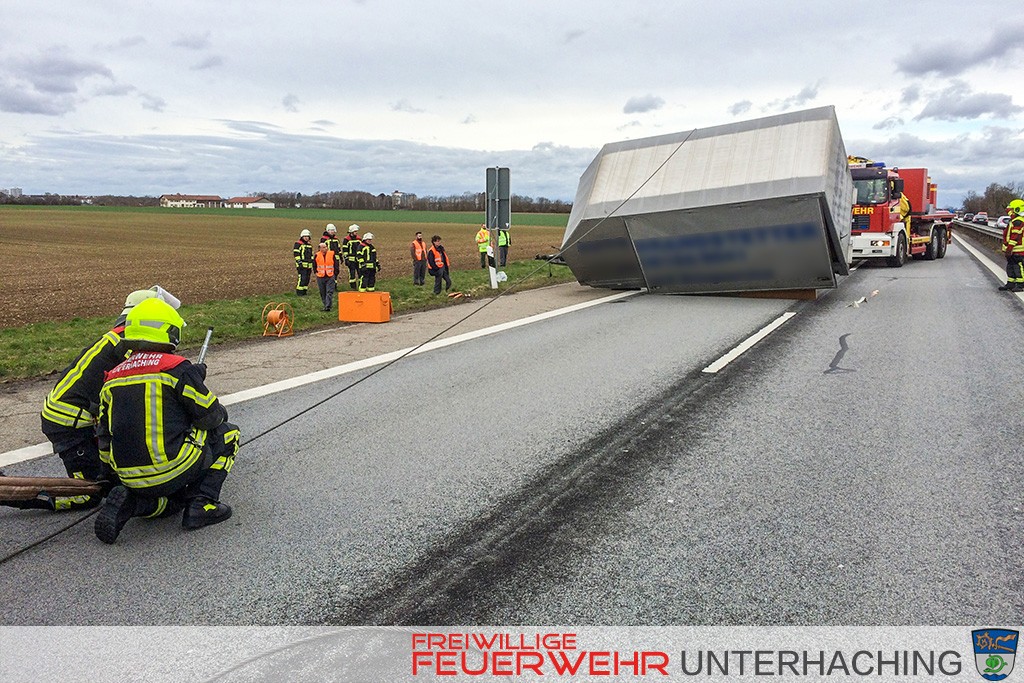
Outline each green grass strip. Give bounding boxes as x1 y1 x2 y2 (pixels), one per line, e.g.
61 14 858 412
0 261 576 381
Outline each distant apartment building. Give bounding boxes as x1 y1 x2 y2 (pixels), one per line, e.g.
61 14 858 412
225 196 275 209
0 187 23 197
160 194 224 208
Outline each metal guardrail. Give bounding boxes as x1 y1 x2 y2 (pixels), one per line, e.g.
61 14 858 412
952 219 1002 239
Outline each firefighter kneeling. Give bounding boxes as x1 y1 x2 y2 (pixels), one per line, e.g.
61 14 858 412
94 298 238 544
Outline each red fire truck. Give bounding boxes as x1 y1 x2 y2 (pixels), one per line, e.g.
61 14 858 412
848 157 954 267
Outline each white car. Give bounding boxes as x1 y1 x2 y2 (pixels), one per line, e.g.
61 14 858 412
996 215 1010 229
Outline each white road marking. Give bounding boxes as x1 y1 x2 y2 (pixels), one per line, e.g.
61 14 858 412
954 234 1021 290
0 290 640 468
701 312 797 374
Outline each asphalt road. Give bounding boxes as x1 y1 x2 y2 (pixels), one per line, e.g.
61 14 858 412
2 236 1022 627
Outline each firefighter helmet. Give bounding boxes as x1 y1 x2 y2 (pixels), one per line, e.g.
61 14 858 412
1007 199 1024 216
124 298 186 349
348 224 360 233
120 289 158 318
363 232 374 240
300 229 311 238
326 223 337 234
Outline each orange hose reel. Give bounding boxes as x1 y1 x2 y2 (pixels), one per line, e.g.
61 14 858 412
261 302 294 338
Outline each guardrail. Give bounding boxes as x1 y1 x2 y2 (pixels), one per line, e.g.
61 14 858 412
952 219 1002 239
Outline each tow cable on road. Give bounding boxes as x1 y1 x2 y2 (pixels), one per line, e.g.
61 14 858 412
0 139 693 566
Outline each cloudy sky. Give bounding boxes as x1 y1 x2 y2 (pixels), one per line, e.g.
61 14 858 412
0 0 1022 205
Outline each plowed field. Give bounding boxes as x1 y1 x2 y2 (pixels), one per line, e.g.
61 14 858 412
0 208 567 328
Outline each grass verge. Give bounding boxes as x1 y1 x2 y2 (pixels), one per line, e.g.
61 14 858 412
0 261 577 382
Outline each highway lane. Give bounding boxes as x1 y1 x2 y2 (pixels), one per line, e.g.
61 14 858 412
1 281 794 624
401 238 1024 625
2 237 1020 626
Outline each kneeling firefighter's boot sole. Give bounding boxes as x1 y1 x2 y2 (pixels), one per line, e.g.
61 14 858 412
94 486 137 544
182 499 233 529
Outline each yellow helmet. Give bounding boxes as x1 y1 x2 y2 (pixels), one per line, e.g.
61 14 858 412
124 298 185 348
1007 199 1024 217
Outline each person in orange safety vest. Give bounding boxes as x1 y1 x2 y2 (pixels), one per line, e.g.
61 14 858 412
314 242 340 311
410 231 428 286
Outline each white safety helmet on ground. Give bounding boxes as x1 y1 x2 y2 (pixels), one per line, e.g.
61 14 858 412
300 229 311 238
363 232 374 240
326 223 337 234
348 224 360 234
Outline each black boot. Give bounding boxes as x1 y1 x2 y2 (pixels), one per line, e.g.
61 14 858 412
94 486 138 544
1013 283 1024 292
999 282 1016 290
182 497 232 529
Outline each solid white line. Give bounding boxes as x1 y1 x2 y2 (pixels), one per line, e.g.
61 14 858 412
701 312 797 374
0 290 641 467
954 234 1010 280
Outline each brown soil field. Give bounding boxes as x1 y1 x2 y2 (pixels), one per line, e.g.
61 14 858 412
0 209 567 328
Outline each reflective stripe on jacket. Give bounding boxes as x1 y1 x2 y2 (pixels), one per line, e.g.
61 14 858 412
427 245 450 272
315 250 337 277
411 239 427 261
294 241 313 268
1004 217 1024 254
475 228 489 252
41 329 127 433
98 352 227 490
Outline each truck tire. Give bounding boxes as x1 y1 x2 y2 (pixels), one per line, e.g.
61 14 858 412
937 228 948 258
887 233 907 268
924 227 938 260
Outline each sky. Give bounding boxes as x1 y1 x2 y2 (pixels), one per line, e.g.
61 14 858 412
0 0 1022 206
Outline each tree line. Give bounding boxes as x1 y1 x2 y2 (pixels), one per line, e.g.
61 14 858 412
0 190 573 213
253 190 572 213
961 182 1024 216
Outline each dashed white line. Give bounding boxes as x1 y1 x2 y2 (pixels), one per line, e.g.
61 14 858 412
701 312 797 374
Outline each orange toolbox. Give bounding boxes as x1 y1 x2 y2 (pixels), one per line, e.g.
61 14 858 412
337 291 392 323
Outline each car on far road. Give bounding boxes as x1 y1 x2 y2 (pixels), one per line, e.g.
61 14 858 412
964 213 975 222
996 215 1010 229
973 212 989 224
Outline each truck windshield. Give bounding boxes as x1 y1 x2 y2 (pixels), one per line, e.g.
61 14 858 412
854 179 888 205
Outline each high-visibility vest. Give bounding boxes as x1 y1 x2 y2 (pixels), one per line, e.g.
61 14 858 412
428 245 449 271
498 230 510 247
315 250 337 277
411 239 427 261
475 228 489 252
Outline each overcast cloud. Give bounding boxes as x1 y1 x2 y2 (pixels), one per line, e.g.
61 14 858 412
0 1 1021 205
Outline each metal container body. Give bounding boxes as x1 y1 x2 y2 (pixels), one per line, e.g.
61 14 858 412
562 106 854 293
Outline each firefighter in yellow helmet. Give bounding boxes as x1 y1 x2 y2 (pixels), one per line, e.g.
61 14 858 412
1000 198 1024 291
3 288 177 513
293 229 314 296
94 298 239 543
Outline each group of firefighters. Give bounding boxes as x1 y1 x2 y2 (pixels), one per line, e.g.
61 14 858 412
293 223 378 310
294 222 512 307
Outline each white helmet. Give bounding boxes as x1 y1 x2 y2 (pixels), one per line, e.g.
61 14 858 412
363 232 374 240
326 223 337 234
348 224 359 233
300 229 311 238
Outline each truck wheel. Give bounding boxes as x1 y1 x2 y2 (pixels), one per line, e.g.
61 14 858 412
888 233 907 268
924 228 938 260
937 229 948 258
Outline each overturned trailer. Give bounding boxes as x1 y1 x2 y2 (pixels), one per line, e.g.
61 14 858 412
560 106 854 294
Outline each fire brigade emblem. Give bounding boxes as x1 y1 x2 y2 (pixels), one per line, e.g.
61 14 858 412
973 629 1018 681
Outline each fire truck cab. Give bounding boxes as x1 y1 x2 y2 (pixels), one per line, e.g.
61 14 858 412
849 158 951 267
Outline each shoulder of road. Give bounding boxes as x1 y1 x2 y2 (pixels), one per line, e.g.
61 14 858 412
0 283 615 458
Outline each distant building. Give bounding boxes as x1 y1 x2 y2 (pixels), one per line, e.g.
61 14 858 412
225 196 275 209
160 194 224 208
0 187 23 197
391 190 406 209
